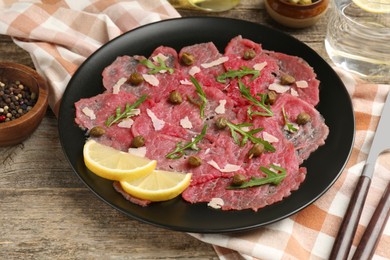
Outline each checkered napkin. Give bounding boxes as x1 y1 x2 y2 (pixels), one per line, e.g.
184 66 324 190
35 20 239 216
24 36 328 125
0 0 180 115
1 1 389 259
191 69 390 260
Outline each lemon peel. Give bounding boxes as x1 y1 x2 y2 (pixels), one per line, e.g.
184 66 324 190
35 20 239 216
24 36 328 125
83 139 156 181
352 0 390 13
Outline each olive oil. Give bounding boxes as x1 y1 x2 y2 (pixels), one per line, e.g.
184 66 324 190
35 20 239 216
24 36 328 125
188 0 240 12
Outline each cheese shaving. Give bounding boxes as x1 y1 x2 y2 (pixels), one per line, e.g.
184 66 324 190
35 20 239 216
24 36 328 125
291 88 299 97
112 77 127 94
201 56 229 68
152 53 168 62
142 74 159 87
117 118 134 128
215 100 226 114
269 82 290 93
180 116 193 129
180 79 192 85
295 80 308 88
146 109 165 131
208 198 224 209
262 131 279 143
189 66 201 76
253 61 267 71
207 160 241 173
82 107 96 120
128 147 147 157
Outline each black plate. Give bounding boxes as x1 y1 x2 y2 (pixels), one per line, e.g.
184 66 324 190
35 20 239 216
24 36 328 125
58 17 355 233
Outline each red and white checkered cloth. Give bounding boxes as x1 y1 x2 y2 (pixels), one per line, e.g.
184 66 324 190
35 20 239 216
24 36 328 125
0 1 389 259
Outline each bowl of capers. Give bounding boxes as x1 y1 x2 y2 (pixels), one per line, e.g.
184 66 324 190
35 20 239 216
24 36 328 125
265 0 329 28
0 62 49 146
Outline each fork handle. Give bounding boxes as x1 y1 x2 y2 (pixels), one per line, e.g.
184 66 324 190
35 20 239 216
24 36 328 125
352 181 390 259
329 174 371 260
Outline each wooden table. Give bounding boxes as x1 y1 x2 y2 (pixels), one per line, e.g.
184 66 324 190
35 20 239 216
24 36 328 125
0 1 331 258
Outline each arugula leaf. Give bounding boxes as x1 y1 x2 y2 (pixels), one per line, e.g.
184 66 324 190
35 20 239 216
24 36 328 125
140 57 174 74
227 164 287 189
190 76 207 119
226 121 275 152
105 94 147 127
282 107 298 132
239 81 273 117
216 66 260 83
166 125 207 159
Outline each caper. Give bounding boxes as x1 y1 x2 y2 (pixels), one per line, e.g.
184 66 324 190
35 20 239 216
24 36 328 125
127 72 144 86
181 52 195 66
243 49 256 60
168 90 182 104
280 73 296 85
231 174 247 186
265 90 277 105
215 117 228 129
248 143 265 159
89 126 105 137
296 112 311 125
188 156 202 167
131 135 145 148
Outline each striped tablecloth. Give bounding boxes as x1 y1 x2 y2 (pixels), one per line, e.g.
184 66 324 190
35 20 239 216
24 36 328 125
1 1 389 259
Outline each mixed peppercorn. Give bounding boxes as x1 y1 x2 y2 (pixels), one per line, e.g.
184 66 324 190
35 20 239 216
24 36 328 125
0 80 37 123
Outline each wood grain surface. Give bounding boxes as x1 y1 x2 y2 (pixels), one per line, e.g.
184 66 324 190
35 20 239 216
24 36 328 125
0 1 330 259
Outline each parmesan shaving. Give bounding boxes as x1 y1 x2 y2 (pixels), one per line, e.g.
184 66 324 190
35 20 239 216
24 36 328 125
291 88 299 97
180 116 193 129
262 131 279 143
295 80 308 88
180 79 192 85
128 147 147 157
146 109 165 131
82 107 96 120
152 53 168 62
117 118 134 128
112 77 127 94
207 160 241 173
142 74 159 87
208 198 224 209
189 66 201 76
253 61 267 71
201 56 229 68
215 100 226 114
269 82 290 93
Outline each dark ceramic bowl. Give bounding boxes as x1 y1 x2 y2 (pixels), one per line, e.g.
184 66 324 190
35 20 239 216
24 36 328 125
265 0 329 28
0 62 49 146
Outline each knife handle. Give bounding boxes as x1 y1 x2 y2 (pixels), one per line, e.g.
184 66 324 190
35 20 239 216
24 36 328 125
329 174 371 260
352 181 390 260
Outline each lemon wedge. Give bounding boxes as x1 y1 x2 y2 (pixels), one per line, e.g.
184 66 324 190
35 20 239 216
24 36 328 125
83 139 156 181
352 0 390 13
120 170 192 201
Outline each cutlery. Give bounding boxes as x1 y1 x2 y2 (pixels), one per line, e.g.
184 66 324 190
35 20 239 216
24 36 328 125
329 91 390 260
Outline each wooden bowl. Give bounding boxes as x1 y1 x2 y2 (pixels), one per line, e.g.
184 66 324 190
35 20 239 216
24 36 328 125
0 62 49 146
265 0 329 28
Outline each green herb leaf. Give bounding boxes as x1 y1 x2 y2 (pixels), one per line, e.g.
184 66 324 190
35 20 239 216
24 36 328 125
140 57 174 74
190 76 207 119
217 66 260 83
227 164 287 189
282 107 298 132
238 81 273 117
226 121 275 152
166 125 207 159
105 94 147 127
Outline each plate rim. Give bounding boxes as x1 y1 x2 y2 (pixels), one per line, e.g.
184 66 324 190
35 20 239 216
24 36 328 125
58 16 355 233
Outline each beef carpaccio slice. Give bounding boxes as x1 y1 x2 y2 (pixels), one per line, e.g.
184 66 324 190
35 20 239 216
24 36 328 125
74 35 329 211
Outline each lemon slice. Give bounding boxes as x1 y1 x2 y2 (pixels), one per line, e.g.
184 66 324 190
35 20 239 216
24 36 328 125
120 170 192 201
352 0 390 13
83 139 156 181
